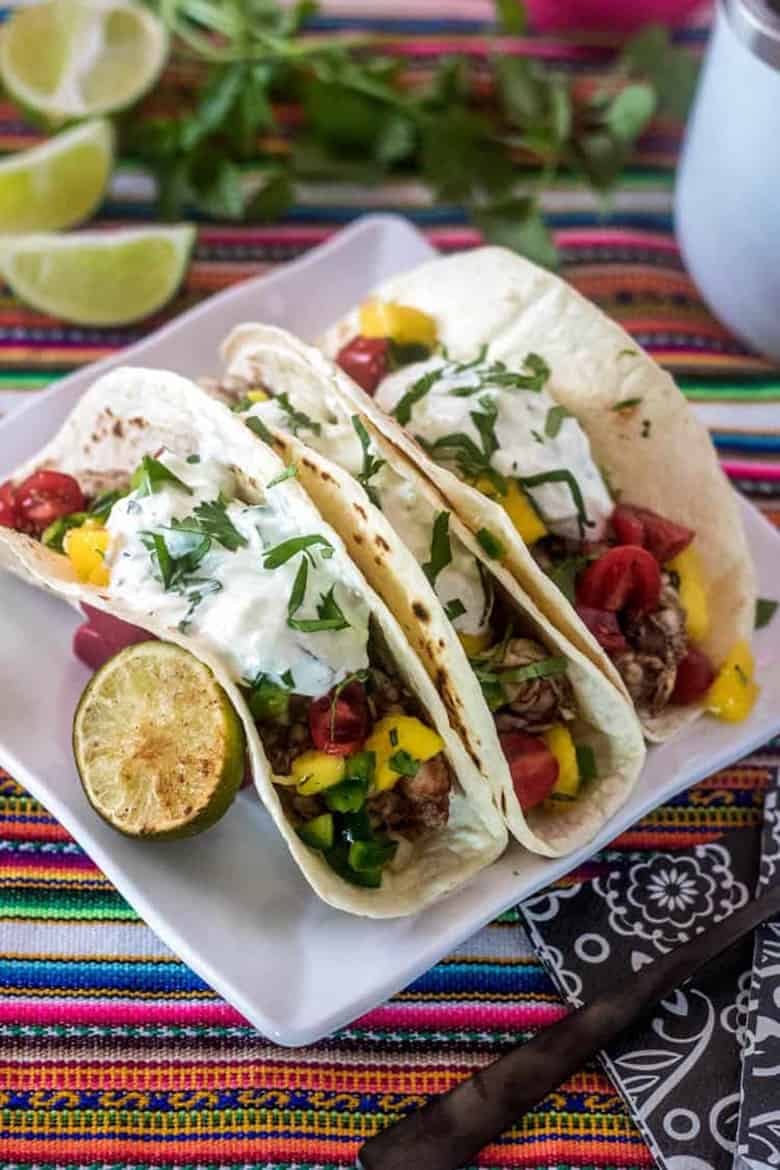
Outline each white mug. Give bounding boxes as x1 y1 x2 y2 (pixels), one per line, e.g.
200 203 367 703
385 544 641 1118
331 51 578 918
675 0 780 362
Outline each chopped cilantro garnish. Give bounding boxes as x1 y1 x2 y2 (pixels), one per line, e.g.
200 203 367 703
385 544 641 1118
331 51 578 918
544 404 572 438
140 529 211 591
351 415 386 508
476 528 504 559
131 455 193 498
389 749 420 778
288 583 351 633
171 497 247 552
518 469 588 538
186 454 201 464
422 511 452 588
756 598 778 629
246 415 274 444
287 557 308 619
389 727 399 747
393 367 443 425
445 598 466 622
387 340 432 369
618 348 639 358
178 578 222 632
275 392 322 437
267 464 298 489
264 533 334 569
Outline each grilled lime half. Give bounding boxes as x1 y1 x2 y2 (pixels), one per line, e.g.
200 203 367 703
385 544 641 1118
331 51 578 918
73 641 246 839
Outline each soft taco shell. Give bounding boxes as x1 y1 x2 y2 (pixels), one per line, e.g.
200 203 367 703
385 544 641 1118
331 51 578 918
321 247 757 740
0 365 507 916
221 324 646 856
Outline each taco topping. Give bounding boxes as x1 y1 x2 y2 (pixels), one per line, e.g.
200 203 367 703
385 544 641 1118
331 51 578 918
2 447 461 887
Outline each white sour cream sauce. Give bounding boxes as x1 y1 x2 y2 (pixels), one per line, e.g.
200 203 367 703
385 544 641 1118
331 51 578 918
246 398 492 637
106 449 370 695
375 356 613 541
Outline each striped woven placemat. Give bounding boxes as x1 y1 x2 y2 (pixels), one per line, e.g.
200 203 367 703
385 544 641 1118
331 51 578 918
1 4 778 1167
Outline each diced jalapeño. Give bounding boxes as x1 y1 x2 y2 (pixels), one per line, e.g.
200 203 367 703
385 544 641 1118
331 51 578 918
297 813 334 851
349 837 398 872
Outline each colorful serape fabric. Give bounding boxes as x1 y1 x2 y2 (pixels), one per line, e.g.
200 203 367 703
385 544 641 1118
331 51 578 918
1 3 778 1167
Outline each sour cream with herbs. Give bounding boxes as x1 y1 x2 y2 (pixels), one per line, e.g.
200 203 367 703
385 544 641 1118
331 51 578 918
106 449 370 695
245 399 492 637
375 355 613 541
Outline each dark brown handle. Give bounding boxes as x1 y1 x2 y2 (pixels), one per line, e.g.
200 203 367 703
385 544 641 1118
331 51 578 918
357 883 780 1170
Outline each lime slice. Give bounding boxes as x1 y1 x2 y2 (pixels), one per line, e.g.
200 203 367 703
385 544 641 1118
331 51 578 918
73 641 246 839
0 0 168 122
0 119 114 233
1 224 195 325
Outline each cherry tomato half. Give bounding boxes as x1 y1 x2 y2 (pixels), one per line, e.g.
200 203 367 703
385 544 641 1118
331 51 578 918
0 481 20 529
575 604 628 654
309 681 369 756
671 646 716 705
15 470 85 536
577 545 661 617
336 336 390 395
612 504 694 564
499 729 559 812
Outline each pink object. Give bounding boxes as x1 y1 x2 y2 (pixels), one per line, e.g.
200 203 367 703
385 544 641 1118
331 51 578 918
74 603 154 671
527 0 704 33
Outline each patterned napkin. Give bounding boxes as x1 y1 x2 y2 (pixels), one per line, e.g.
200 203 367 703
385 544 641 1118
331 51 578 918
734 788 780 1170
521 778 780 1170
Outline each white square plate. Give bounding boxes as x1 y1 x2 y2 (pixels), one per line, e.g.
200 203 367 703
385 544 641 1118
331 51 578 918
1 215 778 1046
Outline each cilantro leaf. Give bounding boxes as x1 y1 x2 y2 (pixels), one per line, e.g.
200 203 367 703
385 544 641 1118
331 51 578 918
389 749 420 778
131 455 193 498
545 404 572 438
267 464 298 489
393 368 442 426
264 533 334 569
275 392 322 437
172 497 247 551
422 511 453 588
444 598 466 622
351 415 386 508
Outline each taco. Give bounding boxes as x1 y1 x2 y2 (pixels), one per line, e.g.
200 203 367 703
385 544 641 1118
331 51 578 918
216 323 646 857
0 366 508 916
320 247 759 740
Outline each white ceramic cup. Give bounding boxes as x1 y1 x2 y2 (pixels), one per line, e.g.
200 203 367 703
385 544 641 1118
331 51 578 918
676 0 780 362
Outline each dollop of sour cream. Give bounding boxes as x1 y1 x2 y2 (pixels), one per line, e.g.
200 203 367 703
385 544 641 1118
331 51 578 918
375 354 613 541
245 398 492 637
106 449 370 695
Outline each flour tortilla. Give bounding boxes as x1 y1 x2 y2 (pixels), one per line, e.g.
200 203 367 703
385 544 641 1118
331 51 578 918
0 365 508 916
221 324 646 856
321 247 757 740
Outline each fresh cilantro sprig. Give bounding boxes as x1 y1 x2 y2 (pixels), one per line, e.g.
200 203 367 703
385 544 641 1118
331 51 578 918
123 2 697 270
351 415 386 508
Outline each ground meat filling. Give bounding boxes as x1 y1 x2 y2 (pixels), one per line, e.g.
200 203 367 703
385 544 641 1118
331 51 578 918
614 576 688 715
256 669 453 837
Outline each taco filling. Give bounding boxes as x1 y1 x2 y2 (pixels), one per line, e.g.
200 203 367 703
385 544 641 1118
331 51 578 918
209 361 618 821
332 315 757 727
0 450 464 888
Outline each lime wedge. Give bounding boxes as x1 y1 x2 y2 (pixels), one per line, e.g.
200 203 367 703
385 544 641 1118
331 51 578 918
1 224 195 325
0 0 168 122
0 119 114 233
73 641 246 839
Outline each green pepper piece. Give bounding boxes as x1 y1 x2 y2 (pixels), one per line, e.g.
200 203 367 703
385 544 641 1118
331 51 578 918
297 813 334 851
246 676 290 724
344 750 375 783
325 779 368 814
349 837 398 872
41 511 88 552
340 808 374 843
325 844 382 888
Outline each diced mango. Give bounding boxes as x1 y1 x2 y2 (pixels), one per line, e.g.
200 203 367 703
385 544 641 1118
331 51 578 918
707 641 758 723
543 724 580 801
64 521 110 586
459 630 493 657
359 299 438 348
474 476 547 546
292 751 346 795
365 714 445 792
247 389 269 403
668 546 710 643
